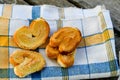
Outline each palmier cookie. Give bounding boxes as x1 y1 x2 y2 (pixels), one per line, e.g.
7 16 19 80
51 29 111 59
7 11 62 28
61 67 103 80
13 18 50 50
46 43 76 68
49 27 81 54
46 27 82 68
57 50 76 68
9 50 46 77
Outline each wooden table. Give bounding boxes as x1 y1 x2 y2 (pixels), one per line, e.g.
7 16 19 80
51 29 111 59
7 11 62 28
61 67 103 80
0 0 119 80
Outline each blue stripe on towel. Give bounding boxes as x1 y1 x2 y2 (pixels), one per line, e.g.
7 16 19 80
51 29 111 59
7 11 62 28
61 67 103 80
68 64 89 75
68 60 118 76
32 6 40 19
0 69 8 78
40 67 62 77
89 60 118 74
32 71 41 80
8 60 118 78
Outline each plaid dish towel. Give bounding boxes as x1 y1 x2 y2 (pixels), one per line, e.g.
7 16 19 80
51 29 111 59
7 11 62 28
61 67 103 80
0 4 119 80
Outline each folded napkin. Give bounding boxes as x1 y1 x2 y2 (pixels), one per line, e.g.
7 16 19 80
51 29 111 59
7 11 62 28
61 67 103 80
0 4 119 80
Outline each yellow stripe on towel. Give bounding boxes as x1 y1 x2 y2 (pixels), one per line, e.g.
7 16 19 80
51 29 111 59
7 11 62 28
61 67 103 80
0 78 8 80
85 33 104 47
2 4 12 18
98 12 107 30
0 47 8 68
78 29 113 47
0 17 9 35
0 36 8 46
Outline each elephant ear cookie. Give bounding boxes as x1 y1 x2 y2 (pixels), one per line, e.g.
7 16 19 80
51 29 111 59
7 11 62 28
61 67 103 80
46 27 82 68
9 50 46 78
57 50 76 68
13 18 50 50
49 27 81 54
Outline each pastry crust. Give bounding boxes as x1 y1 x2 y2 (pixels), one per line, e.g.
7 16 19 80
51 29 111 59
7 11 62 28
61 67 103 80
46 27 82 68
57 50 75 68
9 50 46 77
49 27 81 53
46 44 59 59
13 18 50 50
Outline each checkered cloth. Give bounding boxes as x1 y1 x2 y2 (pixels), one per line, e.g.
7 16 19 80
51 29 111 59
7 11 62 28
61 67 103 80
0 4 119 80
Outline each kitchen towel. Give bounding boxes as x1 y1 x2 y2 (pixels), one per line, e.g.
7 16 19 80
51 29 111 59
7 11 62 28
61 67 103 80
0 4 119 80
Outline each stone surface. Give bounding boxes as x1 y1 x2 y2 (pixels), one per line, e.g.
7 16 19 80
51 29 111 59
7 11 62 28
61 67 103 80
24 0 75 7
15 0 28 4
0 0 28 4
115 30 120 58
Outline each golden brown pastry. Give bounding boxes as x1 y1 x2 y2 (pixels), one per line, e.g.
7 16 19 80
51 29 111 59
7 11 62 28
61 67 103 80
49 27 81 53
9 50 46 77
57 50 76 68
46 44 59 59
46 27 82 68
13 18 50 50
39 37 50 48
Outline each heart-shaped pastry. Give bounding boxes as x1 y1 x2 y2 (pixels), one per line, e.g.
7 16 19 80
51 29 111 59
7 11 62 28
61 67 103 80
13 18 50 50
9 50 46 77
